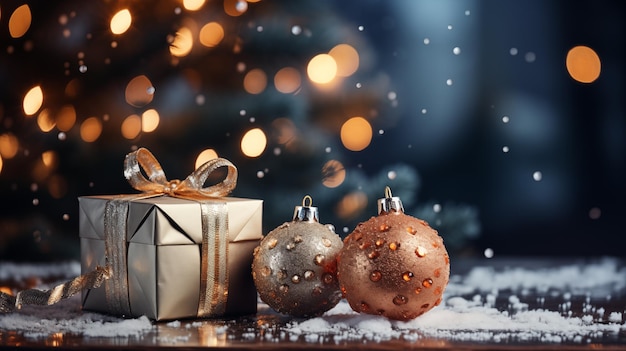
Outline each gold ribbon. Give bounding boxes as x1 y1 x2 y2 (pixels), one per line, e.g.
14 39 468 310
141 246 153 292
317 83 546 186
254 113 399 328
198 202 229 317
0 266 110 313
105 147 237 318
103 198 133 317
123 147 237 200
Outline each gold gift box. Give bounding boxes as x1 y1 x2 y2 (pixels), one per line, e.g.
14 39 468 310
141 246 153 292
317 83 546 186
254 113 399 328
79 195 262 321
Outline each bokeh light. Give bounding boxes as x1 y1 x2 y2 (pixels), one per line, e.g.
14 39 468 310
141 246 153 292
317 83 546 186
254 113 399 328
307 54 337 84
110 9 132 35
121 115 141 139
9 4 31 38
41 150 58 168
328 44 359 77
340 116 372 151
56 105 77 132
64 79 80 98
80 117 103 142
141 109 160 133
243 69 267 94
224 0 248 17
589 207 601 220
321 160 346 188
566 45 601 83
37 109 56 132
32 158 52 182
199 22 224 48
195 149 218 169
183 0 206 11
336 191 368 220
170 27 193 57
0 133 19 159
271 118 297 145
484 248 494 258
241 128 267 157
125 75 154 107
0 156 3 175
274 67 301 94
23 86 43 116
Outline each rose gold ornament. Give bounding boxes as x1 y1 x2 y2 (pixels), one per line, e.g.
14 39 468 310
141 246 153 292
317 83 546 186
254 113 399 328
337 187 450 321
252 195 343 317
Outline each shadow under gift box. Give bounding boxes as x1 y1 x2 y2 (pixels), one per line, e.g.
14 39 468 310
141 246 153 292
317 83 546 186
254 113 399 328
79 195 263 321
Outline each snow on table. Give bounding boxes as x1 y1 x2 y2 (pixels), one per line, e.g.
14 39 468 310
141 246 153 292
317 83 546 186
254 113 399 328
0 258 625 348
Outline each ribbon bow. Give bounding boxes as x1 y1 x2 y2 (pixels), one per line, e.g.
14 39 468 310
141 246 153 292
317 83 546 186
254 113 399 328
124 147 237 199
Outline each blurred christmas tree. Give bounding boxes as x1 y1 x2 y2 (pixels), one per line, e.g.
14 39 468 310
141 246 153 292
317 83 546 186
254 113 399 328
0 0 480 261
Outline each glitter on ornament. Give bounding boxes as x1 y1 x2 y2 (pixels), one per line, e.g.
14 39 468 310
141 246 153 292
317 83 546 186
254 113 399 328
338 187 450 321
252 195 343 317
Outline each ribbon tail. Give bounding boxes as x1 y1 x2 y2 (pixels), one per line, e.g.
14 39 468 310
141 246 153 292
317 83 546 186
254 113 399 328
0 266 111 313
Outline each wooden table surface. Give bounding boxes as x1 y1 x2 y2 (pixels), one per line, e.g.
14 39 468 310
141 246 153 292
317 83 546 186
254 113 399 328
1 257 625 350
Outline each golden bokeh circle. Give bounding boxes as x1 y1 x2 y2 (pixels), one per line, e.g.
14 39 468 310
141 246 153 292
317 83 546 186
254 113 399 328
340 117 373 151
566 46 601 83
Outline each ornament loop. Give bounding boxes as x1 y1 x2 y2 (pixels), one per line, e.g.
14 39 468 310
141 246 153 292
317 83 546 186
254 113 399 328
378 186 404 214
302 195 313 207
385 186 393 198
293 195 319 223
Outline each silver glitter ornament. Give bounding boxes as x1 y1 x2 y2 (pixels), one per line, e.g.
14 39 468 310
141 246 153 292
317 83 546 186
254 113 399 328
252 195 343 317
337 187 450 321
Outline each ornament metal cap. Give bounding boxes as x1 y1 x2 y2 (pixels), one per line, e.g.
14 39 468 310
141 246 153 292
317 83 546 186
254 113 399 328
293 195 320 222
377 186 405 214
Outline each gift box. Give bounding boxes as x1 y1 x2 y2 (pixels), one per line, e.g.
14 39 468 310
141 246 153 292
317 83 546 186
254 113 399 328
78 148 262 321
